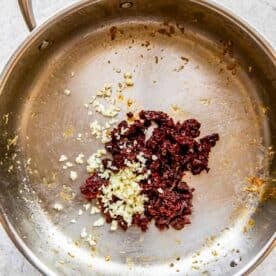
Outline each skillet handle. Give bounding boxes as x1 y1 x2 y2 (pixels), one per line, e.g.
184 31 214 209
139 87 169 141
18 0 36 31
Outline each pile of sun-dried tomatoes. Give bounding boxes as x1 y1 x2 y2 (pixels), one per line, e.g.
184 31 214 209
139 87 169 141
81 110 219 231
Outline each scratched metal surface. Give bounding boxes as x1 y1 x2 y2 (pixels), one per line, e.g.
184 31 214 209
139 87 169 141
0 0 275 275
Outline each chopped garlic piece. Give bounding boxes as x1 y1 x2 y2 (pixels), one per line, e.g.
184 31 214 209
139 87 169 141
78 209 83 216
97 84 112 97
53 203 63 211
93 101 120 117
83 203 91 211
90 120 102 139
65 162 73 168
75 153 85 164
59 155 68 162
101 129 112 143
157 188 164 193
152 155 158 161
100 164 149 226
89 96 96 104
110 220 118 231
137 152 147 164
64 89 71 96
86 149 106 173
93 217 105 227
80 227 88 238
70 171 78 181
120 127 128 135
90 206 100 215
99 169 111 179
86 234 96 246
70 219 77 223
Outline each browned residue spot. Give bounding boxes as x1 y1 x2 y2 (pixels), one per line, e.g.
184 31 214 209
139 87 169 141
3 113 9 125
105 255 111 262
226 62 238 75
176 23 185 33
262 186 276 201
243 176 265 194
222 40 234 57
174 65 184 72
141 41 150 47
126 99 134 108
199 98 212 105
63 127 74 138
211 251 218 256
243 218 255 233
181 56 189 63
127 113 138 123
261 105 269 115
117 93 124 101
169 25 175 35
158 28 172 37
226 62 236 71
170 105 190 121
109 26 118 40
154 56 159 64
171 105 179 112
268 146 275 160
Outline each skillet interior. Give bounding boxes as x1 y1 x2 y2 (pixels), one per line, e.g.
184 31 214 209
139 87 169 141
0 1 275 275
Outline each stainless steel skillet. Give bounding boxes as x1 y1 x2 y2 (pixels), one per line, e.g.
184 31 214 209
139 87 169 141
0 0 275 275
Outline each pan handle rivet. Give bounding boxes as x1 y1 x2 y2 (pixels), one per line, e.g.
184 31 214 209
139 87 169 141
120 1 133 9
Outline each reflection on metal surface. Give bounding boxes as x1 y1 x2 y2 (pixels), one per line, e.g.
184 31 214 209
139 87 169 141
0 0 275 275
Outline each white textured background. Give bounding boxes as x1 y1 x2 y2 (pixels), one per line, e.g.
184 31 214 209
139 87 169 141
0 0 275 275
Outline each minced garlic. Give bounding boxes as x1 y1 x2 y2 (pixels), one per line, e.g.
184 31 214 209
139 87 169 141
53 203 63 211
59 155 68 162
97 84 112 97
110 220 118 231
80 227 88 238
90 206 100 215
93 217 105 227
90 120 112 143
75 153 85 164
70 171 78 181
90 120 102 139
93 100 121 117
86 149 106 173
86 234 96 246
64 89 71 96
100 164 149 226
